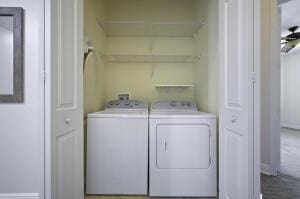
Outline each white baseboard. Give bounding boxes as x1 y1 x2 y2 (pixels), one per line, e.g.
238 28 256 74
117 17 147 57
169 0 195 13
281 123 300 130
261 163 271 175
0 193 40 199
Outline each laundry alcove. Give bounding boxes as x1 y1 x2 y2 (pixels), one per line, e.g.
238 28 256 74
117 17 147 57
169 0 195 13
83 0 219 116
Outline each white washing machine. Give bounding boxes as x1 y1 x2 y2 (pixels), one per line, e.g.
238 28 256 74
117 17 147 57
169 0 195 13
86 100 148 195
149 100 217 197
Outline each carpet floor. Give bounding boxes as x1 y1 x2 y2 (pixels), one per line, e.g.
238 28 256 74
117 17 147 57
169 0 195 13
281 127 300 179
261 174 300 199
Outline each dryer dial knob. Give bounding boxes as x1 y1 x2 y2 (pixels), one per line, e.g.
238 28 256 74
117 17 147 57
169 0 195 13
170 101 176 106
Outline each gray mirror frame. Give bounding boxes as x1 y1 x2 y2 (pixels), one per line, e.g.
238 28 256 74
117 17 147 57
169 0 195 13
0 7 24 103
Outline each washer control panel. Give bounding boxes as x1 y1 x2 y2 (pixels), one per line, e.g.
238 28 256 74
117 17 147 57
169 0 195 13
106 100 147 110
151 100 197 111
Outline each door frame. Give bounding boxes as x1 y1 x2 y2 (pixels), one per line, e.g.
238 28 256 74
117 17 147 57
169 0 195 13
269 0 297 177
44 0 52 198
269 4 281 176
253 0 261 196
43 0 262 198
260 0 281 176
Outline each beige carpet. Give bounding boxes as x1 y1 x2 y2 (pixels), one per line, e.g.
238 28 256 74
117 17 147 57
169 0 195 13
281 127 300 179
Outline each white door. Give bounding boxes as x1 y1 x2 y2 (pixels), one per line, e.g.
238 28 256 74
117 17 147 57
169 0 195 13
47 0 84 198
219 0 260 198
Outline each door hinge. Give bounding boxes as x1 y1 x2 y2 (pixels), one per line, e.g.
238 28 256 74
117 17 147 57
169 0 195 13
251 72 256 83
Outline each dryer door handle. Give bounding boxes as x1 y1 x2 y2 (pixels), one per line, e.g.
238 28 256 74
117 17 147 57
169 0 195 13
164 140 168 152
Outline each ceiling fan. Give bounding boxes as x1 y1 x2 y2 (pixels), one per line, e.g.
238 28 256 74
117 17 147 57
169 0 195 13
281 26 300 53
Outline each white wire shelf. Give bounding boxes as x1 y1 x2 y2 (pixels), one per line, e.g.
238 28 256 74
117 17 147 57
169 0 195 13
97 20 204 37
156 84 194 88
155 84 194 92
103 54 200 63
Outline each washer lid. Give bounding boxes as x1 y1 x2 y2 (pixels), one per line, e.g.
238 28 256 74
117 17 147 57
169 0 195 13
88 110 149 119
105 100 148 111
151 100 198 112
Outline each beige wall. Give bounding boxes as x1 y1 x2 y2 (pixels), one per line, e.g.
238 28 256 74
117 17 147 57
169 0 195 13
84 0 107 184
105 0 196 103
194 0 219 114
84 0 107 116
106 37 195 103
106 0 195 22
84 0 219 110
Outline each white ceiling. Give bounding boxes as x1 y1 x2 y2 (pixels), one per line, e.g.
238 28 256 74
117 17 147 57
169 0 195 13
281 0 300 36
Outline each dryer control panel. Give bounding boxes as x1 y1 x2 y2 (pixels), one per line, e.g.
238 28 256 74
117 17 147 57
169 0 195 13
151 100 197 111
106 100 148 110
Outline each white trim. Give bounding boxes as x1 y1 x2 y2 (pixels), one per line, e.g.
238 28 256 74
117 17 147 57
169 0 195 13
44 0 52 198
41 0 47 199
270 2 281 176
0 193 40 199
261 163 271 175
281 123 300 130
254 0 261 197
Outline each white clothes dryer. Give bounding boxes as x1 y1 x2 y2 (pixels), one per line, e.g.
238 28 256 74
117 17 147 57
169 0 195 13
149 100 217 197
86 100 148 195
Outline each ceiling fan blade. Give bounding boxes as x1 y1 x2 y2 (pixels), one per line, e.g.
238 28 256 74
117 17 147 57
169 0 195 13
282 36 297 41
286 37 297 41
281 39 300 53
281 43 294 53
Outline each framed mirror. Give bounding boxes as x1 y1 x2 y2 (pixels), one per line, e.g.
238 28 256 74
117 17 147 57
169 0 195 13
0 7 23 103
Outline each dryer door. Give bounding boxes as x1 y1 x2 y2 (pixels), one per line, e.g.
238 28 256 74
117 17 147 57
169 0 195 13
156 124 210 169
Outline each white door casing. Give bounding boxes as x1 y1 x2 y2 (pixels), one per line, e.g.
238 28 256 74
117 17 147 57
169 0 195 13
270 5 281 175
219 0 260 198
45 0 84 198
